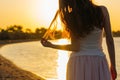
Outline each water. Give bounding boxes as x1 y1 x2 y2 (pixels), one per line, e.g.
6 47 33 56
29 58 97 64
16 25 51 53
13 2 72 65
0 38 120 80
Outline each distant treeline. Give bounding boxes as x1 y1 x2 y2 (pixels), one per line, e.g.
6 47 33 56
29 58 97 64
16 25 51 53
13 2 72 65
0 25 62 40
0 25 47 40
112 31 120 37
0 25 120 40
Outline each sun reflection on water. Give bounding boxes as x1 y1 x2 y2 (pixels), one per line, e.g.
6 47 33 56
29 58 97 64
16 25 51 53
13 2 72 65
56 39 70 80
57 50 69 80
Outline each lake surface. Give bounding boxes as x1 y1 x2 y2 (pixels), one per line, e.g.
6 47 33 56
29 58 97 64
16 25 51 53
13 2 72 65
0 38 120 80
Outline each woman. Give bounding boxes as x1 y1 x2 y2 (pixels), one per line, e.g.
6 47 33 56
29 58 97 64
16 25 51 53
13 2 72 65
41 0 117 80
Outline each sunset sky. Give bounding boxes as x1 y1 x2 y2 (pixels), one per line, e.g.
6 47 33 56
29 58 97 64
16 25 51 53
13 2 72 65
0 0 120 31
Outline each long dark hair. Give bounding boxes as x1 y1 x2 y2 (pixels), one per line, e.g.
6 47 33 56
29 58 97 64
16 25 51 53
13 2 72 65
59 0 104 38
43 0 104 39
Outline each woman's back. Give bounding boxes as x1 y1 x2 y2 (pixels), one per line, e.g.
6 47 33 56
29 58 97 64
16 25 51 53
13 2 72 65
71 27 105 56
79 27 103 50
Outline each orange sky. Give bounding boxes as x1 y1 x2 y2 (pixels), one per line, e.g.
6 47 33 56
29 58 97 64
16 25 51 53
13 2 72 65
0 0 120 31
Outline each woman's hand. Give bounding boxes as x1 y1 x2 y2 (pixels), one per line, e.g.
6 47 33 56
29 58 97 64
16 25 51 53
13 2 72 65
111 65 117 80
40 38 53 47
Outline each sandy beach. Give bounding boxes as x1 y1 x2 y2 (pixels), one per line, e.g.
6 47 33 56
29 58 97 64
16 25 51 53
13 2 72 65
0 40 45 80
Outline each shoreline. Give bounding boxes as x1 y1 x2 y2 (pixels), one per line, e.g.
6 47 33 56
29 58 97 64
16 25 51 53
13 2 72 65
0 40 45 80
0 39 40 44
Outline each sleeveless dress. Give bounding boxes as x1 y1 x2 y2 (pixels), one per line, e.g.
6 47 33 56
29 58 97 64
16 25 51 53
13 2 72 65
66 27 112 80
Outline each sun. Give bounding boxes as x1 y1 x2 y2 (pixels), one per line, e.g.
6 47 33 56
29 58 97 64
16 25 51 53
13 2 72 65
30 0 59 27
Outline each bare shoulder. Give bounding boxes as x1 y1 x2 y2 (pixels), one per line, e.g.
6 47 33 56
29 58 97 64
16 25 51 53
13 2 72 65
99 5 107 10
99 6 109 16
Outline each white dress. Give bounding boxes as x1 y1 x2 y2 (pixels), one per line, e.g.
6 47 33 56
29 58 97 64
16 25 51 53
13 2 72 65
66 27 112 80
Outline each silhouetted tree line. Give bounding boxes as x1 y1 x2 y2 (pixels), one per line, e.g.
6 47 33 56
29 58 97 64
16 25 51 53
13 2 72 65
0 25 120 40
0 25 47 40
112 31 120 37
0 25 63 40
